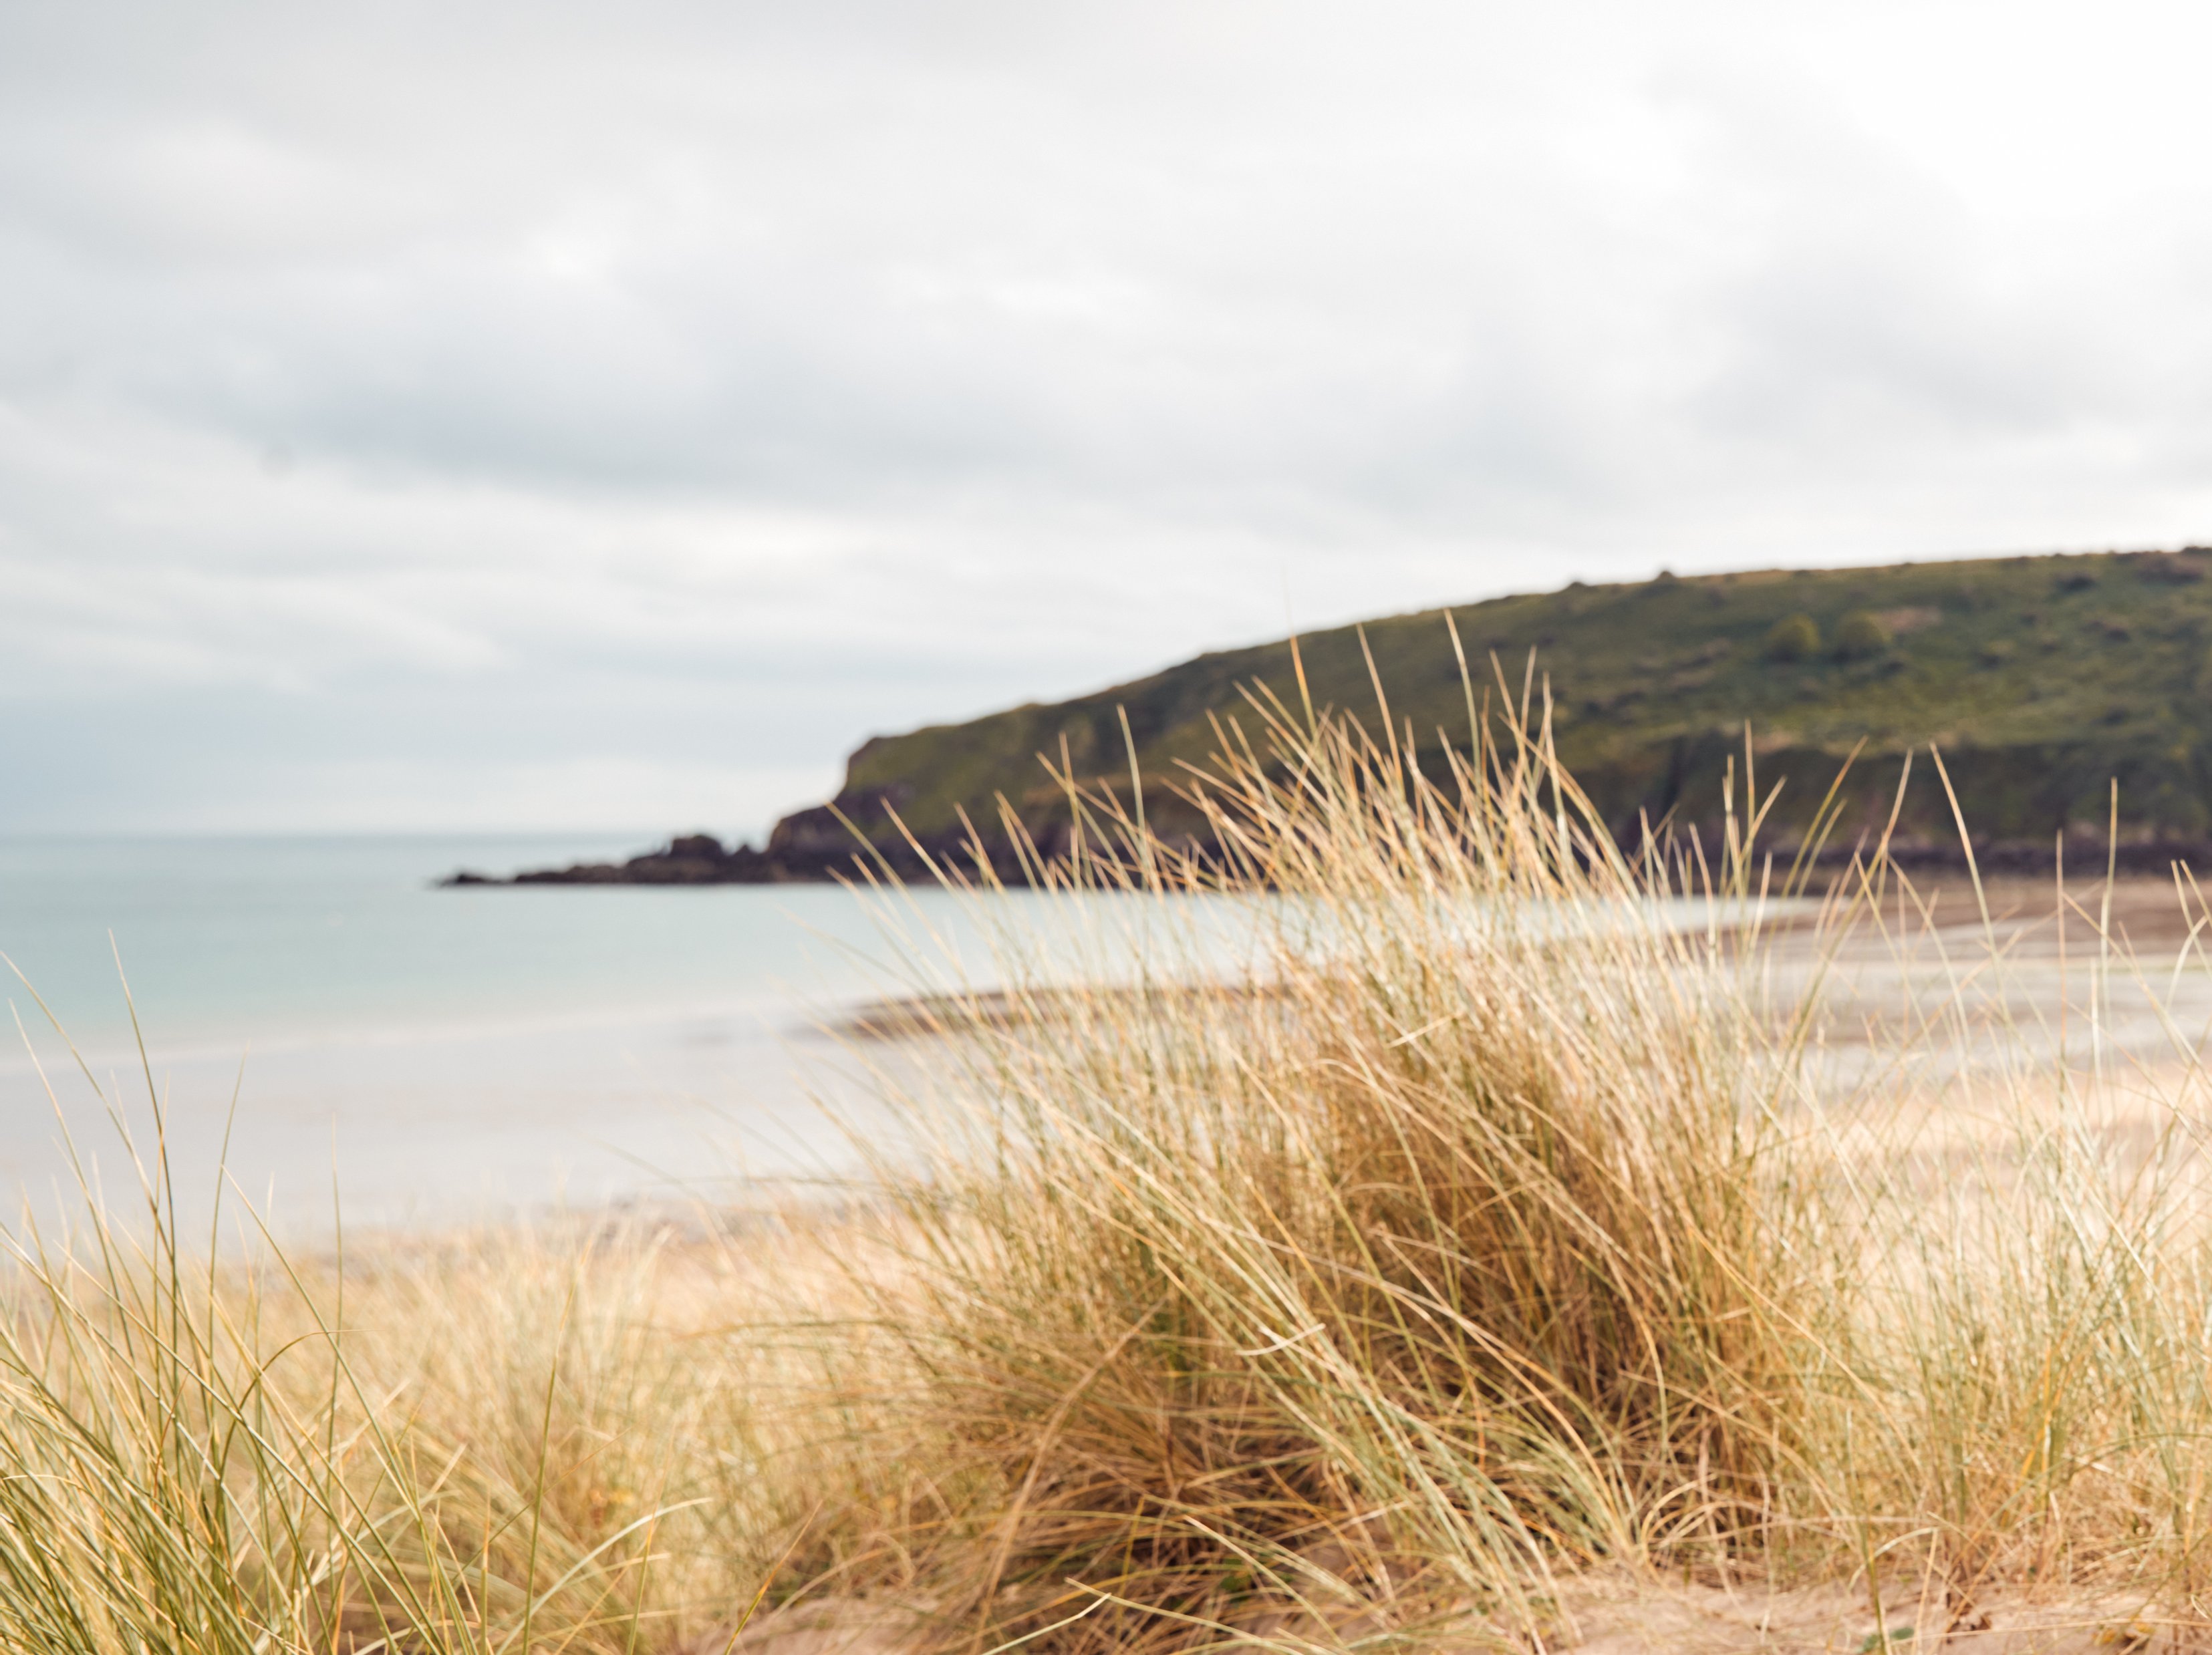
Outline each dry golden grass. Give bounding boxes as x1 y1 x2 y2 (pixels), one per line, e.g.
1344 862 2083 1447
21 643 2212 1652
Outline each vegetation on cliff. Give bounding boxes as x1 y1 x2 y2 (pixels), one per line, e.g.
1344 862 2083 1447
794 545 2212 877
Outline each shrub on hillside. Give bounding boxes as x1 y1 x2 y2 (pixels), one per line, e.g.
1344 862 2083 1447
1764 612 1820 661
1834 609 1891 659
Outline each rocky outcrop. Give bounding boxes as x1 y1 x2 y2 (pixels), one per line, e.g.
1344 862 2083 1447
444 832 792 887
440 786 944 887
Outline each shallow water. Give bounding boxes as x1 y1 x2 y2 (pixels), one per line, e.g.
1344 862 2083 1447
0 836 1816 1240
0 835 1034 1237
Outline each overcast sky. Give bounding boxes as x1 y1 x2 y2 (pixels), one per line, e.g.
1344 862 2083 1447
7 1 2212 836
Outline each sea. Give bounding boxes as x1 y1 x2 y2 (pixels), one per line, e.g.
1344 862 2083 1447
0 834 1024 1239
0 836 1810 1244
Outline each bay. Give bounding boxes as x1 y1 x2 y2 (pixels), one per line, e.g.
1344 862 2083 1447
0 835 1782 1242
0 835 970 1238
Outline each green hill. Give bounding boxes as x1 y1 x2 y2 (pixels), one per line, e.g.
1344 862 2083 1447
769 547 2212 875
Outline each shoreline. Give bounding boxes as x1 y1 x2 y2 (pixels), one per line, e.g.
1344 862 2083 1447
444 824 2212 889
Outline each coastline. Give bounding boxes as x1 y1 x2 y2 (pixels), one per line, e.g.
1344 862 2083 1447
444 822 2212 888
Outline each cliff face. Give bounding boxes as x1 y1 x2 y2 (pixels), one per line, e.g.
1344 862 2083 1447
793 547 2212 877
450 547 2212 887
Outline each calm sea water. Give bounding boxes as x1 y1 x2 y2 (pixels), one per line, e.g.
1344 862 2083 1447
0 838 1783 1241
0 835 1000 1237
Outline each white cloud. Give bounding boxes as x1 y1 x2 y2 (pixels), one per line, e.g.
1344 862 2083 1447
4 0 2212 831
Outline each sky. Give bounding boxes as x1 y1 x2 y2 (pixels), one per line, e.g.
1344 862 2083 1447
7 1 2212 837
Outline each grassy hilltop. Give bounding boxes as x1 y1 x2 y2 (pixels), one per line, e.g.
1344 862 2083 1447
781 545 2212 869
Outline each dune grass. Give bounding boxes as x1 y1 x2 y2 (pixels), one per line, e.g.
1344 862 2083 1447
15 659 2212 1650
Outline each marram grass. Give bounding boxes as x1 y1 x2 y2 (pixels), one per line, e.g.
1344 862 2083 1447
13 662 2212 1650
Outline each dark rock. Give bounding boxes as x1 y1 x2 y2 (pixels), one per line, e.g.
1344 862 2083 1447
766 803 850 862
442 833 796 887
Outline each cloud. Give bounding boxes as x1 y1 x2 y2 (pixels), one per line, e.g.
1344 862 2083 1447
4 0 2212 832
